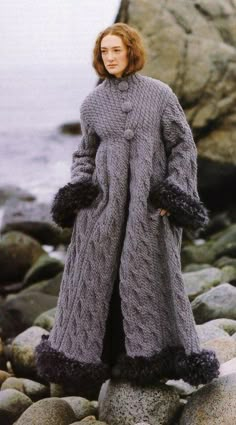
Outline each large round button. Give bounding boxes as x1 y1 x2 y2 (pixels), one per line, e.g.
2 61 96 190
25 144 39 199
124 129 134 140
118 81 129 91
121 101 133 113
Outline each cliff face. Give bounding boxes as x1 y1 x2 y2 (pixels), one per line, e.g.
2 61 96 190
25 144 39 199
113 0 236 209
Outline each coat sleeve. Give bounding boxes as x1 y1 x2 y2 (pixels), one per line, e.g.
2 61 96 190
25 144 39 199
149 90 209 232
50 109 100 229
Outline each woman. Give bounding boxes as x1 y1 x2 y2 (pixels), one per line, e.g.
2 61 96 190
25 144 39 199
35 23 220 397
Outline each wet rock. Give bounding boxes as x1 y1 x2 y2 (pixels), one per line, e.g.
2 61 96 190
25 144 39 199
191 283 236 324
0 231 44 283
23 254 63 286
1 377 49 401
0 388 32 425
179 374 236 424
98 380 180 425
10 326 49 379
15 397 76 424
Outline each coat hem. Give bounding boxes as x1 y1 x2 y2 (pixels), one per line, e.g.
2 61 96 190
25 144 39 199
111 345 220 387
51 180 100 228
148 180 210 232
34 334 110 397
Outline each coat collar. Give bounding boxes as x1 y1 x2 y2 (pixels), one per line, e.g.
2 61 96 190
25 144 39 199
104 72 141 89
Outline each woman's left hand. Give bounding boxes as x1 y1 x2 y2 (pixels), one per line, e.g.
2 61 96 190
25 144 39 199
159 209 171 216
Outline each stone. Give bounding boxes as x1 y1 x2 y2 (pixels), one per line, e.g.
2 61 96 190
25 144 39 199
15 397 76 425
21 272 62 296
0 185 35 206
0 370 13 386
1 377 49 401
206 318 236 336
191 283 236 324
33 307 57 331
179 374 236 424
183 267 223 300
0 231 44 283
201 336 236 363
98 380 180 425
196 323 228 344
23 254 64 286
10 326 49 379
0 388 32 425
220 357 236 377
61 396 97 421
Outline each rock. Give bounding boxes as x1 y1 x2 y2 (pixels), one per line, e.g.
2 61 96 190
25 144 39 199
0 370 13 386
191 283 236 324
62 396 97 421
0 231 45 283
59 122 81 135
196 323 228 344
220 357 236 377
33 308 57 331
201 336 236 363
0 388 32 425
1 377 49 401
15 397 76 424
21 272 62 296
0 337 6 369
179 374 236 424
0 292 57 339
10 326 49 379
165 378 197 397
98 380 180 425
0 185 35 206
183 267 223 300
205 318 236 336
181 241 215 266
1 199 71 245
214 256 236 268
183 263 212 272
232 333 236 341
23 254 64 286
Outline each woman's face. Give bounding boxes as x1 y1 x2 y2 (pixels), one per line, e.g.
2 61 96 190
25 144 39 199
100 34 129 78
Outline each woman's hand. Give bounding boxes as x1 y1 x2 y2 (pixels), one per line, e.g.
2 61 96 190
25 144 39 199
159 209 171 216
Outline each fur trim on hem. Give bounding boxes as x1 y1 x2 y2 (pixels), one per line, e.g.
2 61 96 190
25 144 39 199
34 334 110 397
51 180 100 228
148 180 210 231
111 346 220 387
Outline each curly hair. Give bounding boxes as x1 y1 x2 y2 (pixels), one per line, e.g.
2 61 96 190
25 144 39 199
92 23 147 79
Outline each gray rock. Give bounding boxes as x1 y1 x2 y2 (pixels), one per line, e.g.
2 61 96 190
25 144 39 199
1 377 49 401
21 272 62 296
10 326 49 379
1 198 71 245
0 185 35 206
15 397 76 425
196 323 228 344
183 267 223 300
179 374 236 425
0 291 57 339
23 254 64 286
33 307 57 331
0 388 32 425
183 264 212 272
191 283 236 324
201 336 236 363
98 380 180 425
0 231 44 283
206 318 236 336
61 396 97 421
220 358 236 377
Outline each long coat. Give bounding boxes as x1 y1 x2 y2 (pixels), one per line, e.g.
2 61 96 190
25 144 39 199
35 72 219 397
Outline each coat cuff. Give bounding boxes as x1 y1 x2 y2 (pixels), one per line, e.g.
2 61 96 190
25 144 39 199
148 180 210 231
51 180 100 228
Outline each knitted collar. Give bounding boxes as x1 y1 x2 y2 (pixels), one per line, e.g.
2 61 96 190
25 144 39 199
104 72 141 87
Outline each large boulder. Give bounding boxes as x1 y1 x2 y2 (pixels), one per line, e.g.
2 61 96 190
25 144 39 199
0 388 32 425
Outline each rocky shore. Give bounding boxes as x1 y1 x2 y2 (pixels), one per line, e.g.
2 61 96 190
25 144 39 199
0 184 236 425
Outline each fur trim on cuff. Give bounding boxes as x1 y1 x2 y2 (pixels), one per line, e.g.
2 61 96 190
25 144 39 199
111 346 220 387
51 180 100 228
34 334 110 399
148 180 210 231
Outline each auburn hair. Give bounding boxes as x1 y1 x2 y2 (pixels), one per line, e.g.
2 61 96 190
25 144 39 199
92 23 147 79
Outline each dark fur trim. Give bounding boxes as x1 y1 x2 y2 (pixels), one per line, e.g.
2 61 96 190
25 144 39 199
111 346 220 387
148 180 210 231
34 334 110 398
51 180 100 228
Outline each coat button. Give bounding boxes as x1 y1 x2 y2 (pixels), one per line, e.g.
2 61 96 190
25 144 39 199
121 101 133 113
124 129 134 140
118 81 129 91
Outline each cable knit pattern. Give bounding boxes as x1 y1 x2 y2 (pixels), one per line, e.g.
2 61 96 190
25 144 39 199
35 72 219 389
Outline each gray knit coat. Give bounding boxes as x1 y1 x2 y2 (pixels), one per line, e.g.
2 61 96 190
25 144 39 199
35 72 220 397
